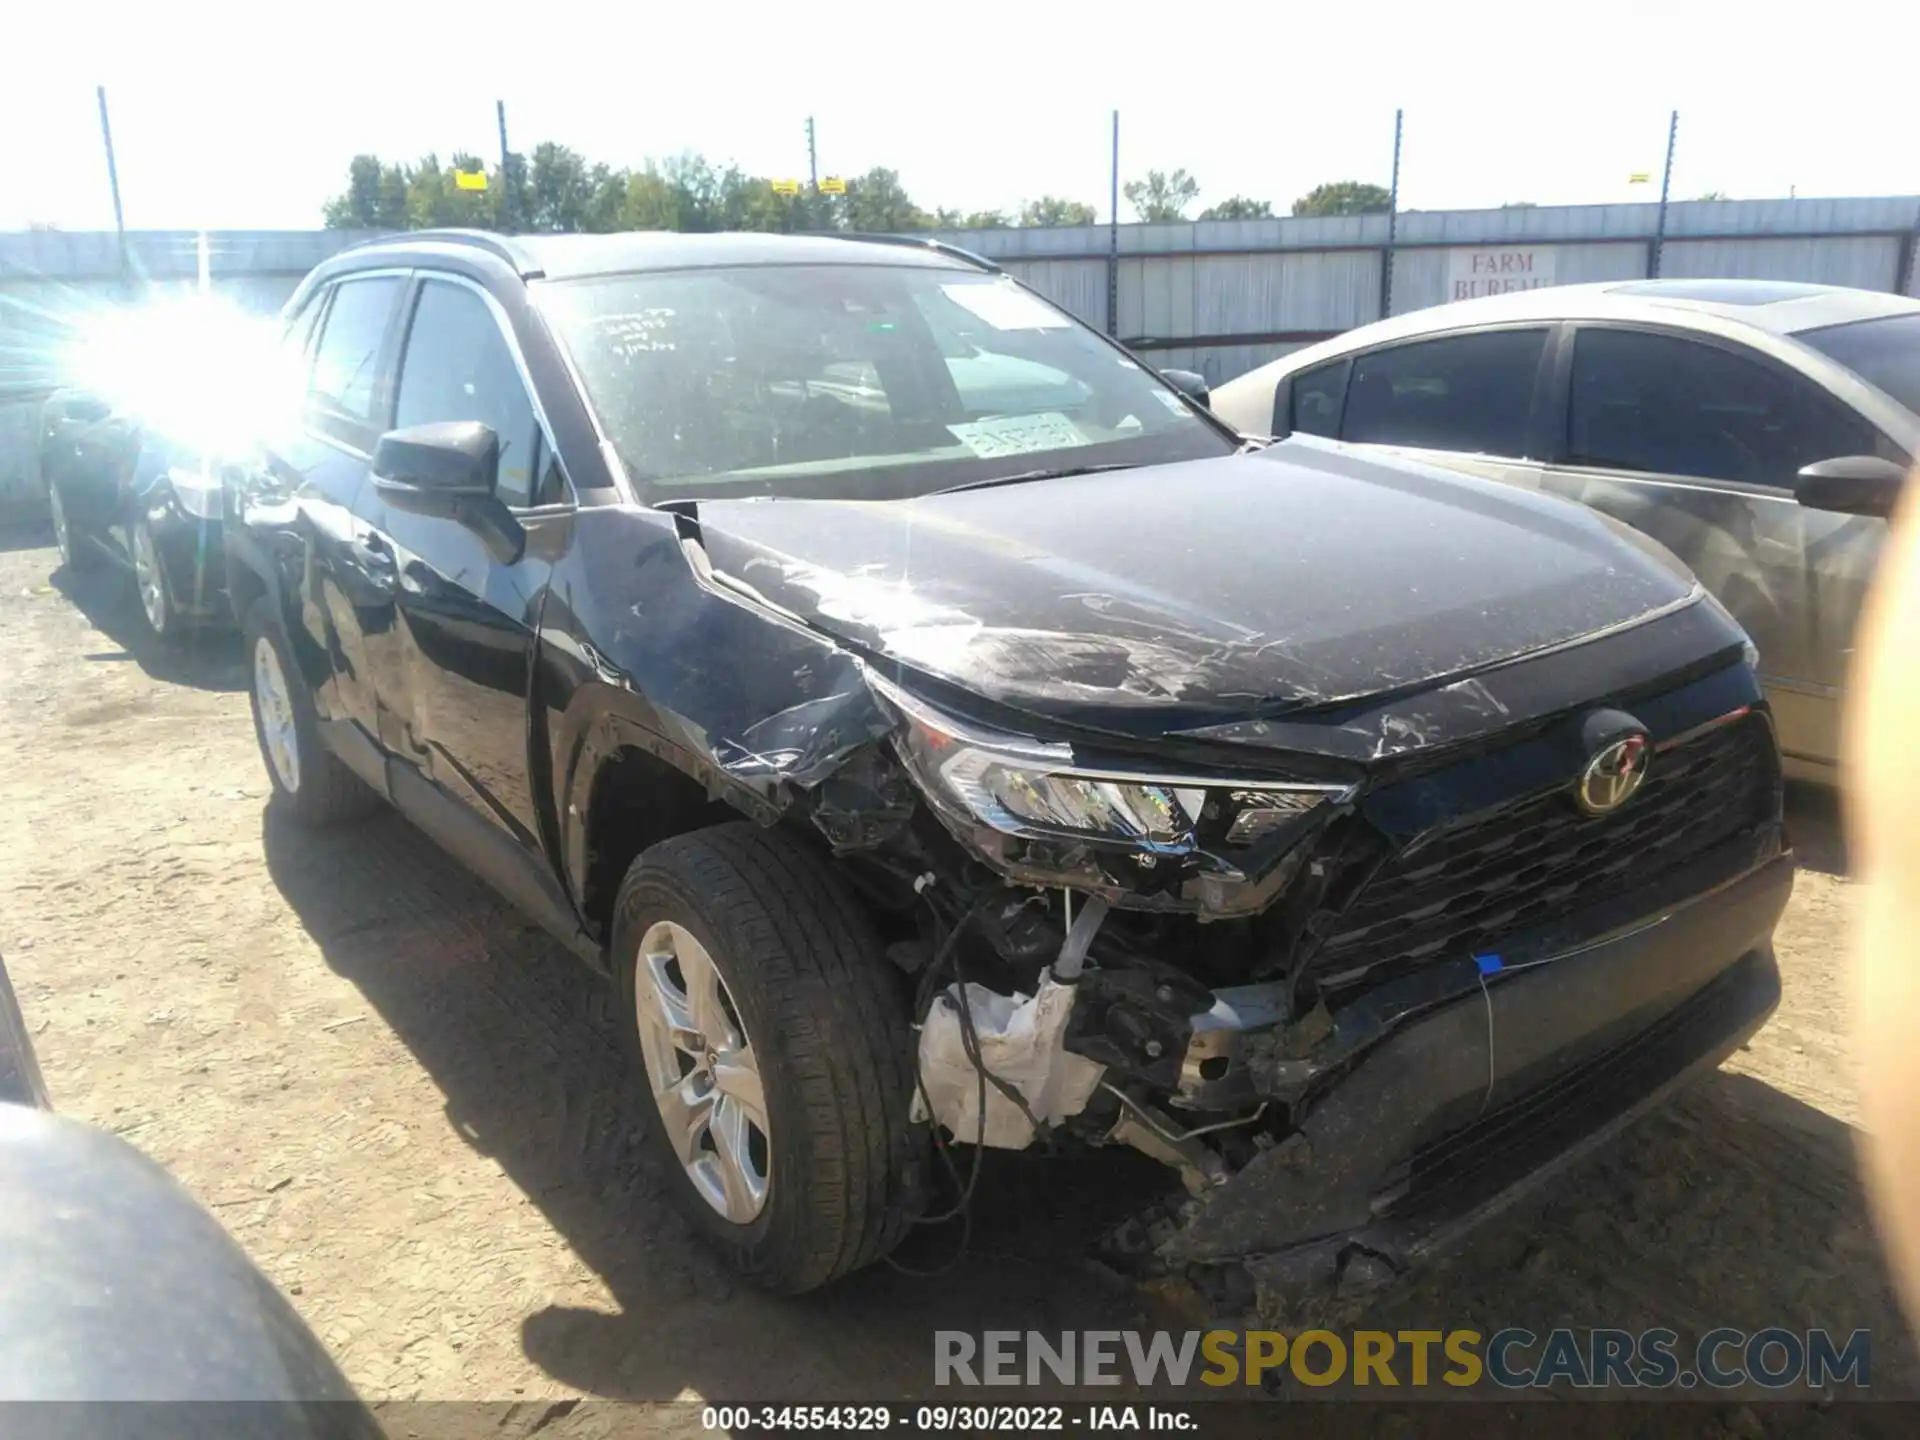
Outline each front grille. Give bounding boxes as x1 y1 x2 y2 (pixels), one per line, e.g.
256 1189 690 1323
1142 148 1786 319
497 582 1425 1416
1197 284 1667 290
1311 712 1776 987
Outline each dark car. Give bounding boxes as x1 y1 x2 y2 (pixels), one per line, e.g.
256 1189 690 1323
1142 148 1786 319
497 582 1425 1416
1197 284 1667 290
40 388 232 640
0 955 380 1430
227 229 1792 1297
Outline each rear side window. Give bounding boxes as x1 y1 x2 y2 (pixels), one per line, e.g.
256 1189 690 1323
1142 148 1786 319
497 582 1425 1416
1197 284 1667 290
1341 329 1547 456
394 280 543 507
1289 358 1350 438
1568 328 1881 487
309 276 402 425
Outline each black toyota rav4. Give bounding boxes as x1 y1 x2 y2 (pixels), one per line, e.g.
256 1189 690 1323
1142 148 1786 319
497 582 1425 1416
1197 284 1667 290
228 229 1792 1296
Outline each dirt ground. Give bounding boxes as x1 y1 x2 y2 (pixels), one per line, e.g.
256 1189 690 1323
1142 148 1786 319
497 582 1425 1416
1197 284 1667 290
1 523 1915 1426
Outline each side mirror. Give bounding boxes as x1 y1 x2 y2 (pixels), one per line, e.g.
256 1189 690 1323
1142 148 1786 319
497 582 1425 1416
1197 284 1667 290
1794 455 1908 520
371 421 524 563
372 421 500 505
1161 368 1211 411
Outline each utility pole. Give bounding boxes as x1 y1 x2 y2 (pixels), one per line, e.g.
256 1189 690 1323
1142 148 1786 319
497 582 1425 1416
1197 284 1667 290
96 85 128 291
806 116 819 192
496 100 516 232
1380 107 1404 320
1650 109 1679 278
1107 110 1120 337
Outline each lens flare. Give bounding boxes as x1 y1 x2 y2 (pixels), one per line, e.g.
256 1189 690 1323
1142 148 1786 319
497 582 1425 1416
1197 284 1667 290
67 293 304 461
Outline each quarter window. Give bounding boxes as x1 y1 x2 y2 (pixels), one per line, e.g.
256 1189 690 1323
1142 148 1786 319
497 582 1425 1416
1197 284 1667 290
1568 328 1880 487
1289 358 1350 438
308 277 402 425
1340 329 1547 456
394 281 543 507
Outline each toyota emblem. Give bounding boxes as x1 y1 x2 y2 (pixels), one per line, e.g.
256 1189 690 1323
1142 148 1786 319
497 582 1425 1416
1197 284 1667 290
1576 732 1651 816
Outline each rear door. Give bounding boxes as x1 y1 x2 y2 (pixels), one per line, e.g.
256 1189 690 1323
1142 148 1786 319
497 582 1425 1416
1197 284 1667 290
358 273 576 924
1329 326 1556 492
252 273 407 774
1541 324 1897 771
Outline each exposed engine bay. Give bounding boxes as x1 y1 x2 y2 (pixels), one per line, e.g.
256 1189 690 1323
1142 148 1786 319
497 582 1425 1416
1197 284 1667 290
792 665 1790 1292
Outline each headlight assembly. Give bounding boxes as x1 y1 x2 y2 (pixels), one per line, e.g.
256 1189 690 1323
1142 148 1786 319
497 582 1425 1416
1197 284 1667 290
871 676 1354 860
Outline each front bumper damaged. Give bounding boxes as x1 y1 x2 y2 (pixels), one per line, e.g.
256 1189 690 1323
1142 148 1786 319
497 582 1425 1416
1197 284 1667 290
1158 845 1792 1276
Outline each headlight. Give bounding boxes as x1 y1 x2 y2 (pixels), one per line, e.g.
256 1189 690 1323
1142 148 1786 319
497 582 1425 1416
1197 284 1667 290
872 676 1352 856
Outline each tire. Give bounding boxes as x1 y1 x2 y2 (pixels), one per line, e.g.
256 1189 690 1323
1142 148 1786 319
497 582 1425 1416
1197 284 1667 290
130 514 173 642
48 484 94 574
613 822 922 1293
242 597 379 827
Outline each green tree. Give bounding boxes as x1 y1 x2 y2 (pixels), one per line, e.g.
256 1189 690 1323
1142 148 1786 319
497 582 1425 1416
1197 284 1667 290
1199 195 1272 220
525 143 597 232
960 209 1010 229
1017 195 1096 227
1124 168 1200 222
1693 190 1731 201
322 154 409 230
1499 200 1537 209
1290 180 1393 217
843 167 928 232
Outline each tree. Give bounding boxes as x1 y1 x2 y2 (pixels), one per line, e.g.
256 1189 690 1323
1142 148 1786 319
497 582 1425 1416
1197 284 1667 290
1017 195 1097 227
1124 168 1200 222
1499 200 1537 209
960 209 1010 229
1199 196 1272 220
1291 181 1393 217
1693 190 1731 202
843 167 928 232
526 143 596 232
322 154 408 230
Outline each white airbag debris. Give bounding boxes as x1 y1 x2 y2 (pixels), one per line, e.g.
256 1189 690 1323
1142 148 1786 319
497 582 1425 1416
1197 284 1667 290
911 974 1105 1149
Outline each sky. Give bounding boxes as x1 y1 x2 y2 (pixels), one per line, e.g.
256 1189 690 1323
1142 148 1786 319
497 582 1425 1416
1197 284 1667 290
5 0 1920 233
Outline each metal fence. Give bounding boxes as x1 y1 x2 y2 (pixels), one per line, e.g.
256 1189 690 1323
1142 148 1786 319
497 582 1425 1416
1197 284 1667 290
6 196 1919 511
936 193 1920 383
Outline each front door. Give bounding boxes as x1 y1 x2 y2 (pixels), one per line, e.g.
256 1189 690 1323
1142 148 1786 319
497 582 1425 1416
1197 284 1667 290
1539 325 1894 773
358 274 577 928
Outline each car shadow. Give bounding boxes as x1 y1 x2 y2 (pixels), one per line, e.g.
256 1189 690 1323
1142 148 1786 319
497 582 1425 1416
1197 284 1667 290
262 806 1915 1404
0 514 56 556
1786 780 1849 877
50 559 244 693
262 806 1172 1404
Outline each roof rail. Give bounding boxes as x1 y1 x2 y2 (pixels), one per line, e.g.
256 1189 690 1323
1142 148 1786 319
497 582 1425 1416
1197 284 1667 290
342 228 533 273
827 233 1000 273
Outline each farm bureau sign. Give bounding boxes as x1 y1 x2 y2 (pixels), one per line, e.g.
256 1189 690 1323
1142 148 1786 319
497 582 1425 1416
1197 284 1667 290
1448 246 1558 301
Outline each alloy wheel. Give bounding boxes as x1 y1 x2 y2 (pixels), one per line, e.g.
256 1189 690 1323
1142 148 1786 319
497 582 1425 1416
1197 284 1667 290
132 520 167 634
252 636 302 794
632 920 771 1223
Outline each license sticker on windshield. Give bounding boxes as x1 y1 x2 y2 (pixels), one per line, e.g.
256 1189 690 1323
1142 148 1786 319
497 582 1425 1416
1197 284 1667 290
948 412 1085 458
941 282 1073 331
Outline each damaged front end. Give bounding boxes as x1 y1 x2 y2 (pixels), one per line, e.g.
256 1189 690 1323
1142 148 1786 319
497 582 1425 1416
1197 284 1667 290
789 656 1792 1299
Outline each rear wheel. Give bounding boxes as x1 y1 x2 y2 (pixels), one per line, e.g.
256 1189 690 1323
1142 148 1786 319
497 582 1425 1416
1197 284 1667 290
243 598 379 827
614 823 922 1293
48 486 93 573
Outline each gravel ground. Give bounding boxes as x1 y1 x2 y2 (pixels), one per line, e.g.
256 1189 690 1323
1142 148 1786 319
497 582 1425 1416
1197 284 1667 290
0 525 1913 1430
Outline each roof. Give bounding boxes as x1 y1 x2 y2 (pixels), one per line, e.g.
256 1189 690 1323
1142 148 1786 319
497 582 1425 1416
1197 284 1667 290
342 228 991 280
1344 278 1920 344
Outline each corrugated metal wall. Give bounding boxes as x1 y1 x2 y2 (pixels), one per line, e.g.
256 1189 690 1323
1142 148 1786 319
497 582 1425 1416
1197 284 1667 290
940 194 1920 386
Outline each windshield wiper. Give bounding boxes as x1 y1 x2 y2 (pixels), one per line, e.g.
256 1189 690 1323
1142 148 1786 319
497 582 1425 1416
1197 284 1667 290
931 462 1137 496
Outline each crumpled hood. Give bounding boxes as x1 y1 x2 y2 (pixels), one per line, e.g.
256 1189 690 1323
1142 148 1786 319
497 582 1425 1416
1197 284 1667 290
691 442 1699 733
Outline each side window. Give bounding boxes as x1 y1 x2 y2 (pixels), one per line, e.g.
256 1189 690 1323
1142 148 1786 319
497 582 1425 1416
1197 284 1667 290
309 277 402 427
394 280 543 507
1289 358 1350 438
1568 328 1881 488
1341 329 1548 457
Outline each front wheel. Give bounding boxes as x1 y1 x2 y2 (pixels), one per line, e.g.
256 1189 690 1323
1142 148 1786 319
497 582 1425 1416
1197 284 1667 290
243 598 379 827
130 515 173 640
613 823 922 1293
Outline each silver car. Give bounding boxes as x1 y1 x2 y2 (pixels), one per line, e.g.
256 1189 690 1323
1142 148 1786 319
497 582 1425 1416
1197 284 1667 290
1211 280 1920 782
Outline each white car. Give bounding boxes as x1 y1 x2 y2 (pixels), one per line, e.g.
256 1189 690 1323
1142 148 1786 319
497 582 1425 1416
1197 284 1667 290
1211 279 1920 781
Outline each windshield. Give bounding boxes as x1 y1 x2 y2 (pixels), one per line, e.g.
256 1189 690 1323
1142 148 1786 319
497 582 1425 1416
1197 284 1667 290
535 264 1235 502
1799 312 1920 418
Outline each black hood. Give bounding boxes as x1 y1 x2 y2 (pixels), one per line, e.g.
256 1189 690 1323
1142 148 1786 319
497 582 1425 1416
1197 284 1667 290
691 442 1701 734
